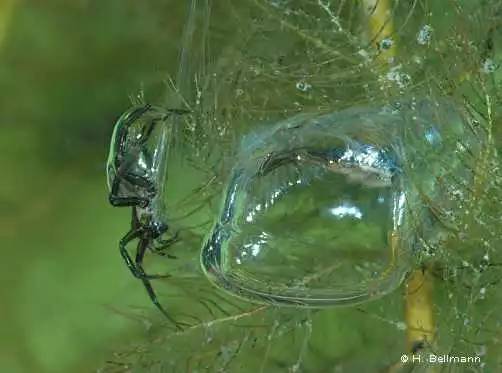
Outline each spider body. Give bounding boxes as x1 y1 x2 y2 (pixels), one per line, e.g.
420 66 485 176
106 103 187 328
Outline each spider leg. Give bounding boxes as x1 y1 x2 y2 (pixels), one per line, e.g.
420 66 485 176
115 154 155 192
109 175 149 207
120 224 169 280
134 237 171 280
123 172 154 193
151 231 180 259
139 276 187 330
149 250 178 259
135 238 188 330
138 107 190 147
157 231 180 246
131 207 140 227
109 195 149 207
140 117 158 141
116 105 152 155
119 228 143 278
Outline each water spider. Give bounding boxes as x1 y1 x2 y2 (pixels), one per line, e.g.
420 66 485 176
106 103 188 328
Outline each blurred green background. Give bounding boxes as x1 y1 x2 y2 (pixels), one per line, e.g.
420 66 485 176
0 1 187 371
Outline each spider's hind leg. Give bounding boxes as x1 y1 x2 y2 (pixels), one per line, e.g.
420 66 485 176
119 229 168 280
134 238 171 280
150 232 180 259
139 276 188 330
135 239 188 330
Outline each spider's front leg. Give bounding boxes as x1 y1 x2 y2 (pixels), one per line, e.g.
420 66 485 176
109 174 149 208
109 194 148 208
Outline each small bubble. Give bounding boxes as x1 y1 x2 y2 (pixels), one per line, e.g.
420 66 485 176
296 80 312 92
481 58 498 74
384 65 411 88
396 321 407 330
417 25 433 45
456 142 466 152
379 37 393 50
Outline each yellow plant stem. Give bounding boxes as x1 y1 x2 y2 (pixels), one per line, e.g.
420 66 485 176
364 0 396 60
0 0 16 49
405 269 435 352
364 0 436 362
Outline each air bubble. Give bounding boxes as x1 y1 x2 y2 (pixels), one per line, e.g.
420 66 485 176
202 101 468 306
379 37 393 50
417 25 433 45
201 98 478 307
383 65 412 89
296 80 312 92
481 58 498 74
396 321 407 330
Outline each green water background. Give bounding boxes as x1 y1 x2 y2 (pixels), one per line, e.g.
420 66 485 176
0 1 188 372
